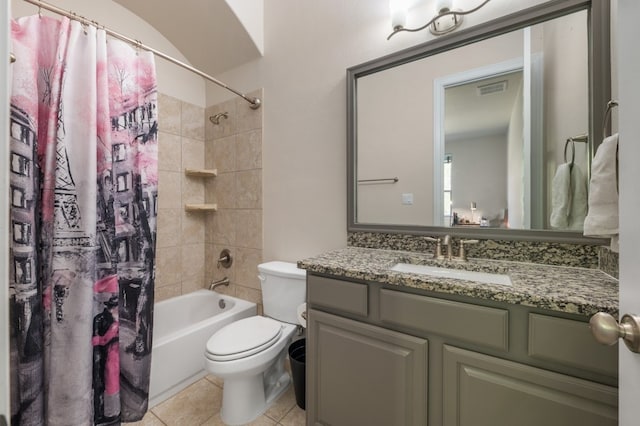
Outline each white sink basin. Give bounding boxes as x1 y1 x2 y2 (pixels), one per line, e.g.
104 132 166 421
390 263 512 286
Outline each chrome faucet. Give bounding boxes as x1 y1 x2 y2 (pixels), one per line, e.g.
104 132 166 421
209 277 230 291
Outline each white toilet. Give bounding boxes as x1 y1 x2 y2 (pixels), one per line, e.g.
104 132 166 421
204 261 306 425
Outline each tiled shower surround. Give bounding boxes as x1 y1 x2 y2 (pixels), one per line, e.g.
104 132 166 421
205 90 265 311
155 90 264 308
155 93 208 301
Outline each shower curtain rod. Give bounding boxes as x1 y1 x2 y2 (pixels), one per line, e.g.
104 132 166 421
22 0 262 109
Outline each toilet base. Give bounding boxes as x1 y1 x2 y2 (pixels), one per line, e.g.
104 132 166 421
219 354 291 425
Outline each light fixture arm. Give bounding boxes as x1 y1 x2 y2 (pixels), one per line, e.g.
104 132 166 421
387 0 491 40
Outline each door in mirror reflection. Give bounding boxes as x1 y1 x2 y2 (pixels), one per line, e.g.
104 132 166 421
441 70 523 229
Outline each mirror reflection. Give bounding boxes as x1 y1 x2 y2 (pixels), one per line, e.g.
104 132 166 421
355 10 589 231
443 70 523 229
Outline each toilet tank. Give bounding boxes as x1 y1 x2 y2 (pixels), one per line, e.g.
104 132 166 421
258 261 306 324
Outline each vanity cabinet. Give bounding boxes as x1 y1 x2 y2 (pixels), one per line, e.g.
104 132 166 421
306 274 618 426
308 309 427 426
443 345 617 426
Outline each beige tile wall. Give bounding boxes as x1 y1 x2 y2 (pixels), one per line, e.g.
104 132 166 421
205 89 264 312
154 90 263 307
155 93 207 302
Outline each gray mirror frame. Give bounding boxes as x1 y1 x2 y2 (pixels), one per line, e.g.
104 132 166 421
347 0 610 243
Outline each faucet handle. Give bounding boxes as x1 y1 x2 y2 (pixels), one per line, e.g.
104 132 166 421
455 239 480 262
217 248 233 269
461 239 479 245
423 236 443 259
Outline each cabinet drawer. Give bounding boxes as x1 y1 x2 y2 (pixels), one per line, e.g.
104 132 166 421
308 275 368 316
528 314 618 377
380 289 508 351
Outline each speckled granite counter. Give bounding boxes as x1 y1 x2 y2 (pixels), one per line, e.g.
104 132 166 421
298 247 618 318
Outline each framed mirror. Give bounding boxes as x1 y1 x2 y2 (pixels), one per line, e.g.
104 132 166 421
347 0 610 243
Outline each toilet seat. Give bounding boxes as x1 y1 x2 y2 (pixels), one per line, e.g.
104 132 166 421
206 316 283 362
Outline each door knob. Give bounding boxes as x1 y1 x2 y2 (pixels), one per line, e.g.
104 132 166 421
590 312 640 353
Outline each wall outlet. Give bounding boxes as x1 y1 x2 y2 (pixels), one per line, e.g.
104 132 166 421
402 193 414 205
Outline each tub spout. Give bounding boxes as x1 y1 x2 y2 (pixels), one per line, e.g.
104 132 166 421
210 277 230 291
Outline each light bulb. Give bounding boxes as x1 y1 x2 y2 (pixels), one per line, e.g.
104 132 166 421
389 0 408 30
435 0 453 13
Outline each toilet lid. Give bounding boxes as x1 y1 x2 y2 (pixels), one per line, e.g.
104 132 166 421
206 316 283 361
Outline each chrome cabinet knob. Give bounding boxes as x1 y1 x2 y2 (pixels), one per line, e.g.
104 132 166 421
590 312 640 353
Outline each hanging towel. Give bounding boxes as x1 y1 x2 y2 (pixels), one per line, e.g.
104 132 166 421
550 164 571 229
583 133 619 251
550 163 589 230
569 165 589 229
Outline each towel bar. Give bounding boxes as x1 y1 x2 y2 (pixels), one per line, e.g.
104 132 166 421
564 134 588 166
357 177 399 184
603 100 618 138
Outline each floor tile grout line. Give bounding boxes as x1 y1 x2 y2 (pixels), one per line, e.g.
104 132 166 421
149 409 169 426
198 413 215 426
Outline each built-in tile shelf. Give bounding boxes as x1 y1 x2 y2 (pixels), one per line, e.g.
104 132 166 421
184 203 218 212
184 168 218 178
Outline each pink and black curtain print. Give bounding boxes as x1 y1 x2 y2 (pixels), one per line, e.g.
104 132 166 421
9 15 158 425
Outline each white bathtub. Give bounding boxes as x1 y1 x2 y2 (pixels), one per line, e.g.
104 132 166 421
148 289 256 407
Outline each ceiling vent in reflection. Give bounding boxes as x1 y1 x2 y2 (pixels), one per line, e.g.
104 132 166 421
476 80 508 96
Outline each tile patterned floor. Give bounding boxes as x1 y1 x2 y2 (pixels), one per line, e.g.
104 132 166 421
125 375 305 426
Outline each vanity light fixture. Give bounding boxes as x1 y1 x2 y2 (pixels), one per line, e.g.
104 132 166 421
389 0 410 31
387 0 491 40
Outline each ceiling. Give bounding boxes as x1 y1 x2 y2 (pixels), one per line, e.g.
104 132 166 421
445 70 523 141
114 0 262 76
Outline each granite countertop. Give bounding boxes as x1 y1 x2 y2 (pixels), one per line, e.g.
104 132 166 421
298 247 619 317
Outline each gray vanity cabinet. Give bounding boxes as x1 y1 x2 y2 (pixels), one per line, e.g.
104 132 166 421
442 345 617 426
307 309 428 426
306 274 618 426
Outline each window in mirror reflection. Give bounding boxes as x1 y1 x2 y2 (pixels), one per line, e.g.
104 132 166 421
443 154 452 225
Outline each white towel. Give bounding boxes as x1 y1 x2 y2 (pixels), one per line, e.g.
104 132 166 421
550 163 588 230
583 133 619 251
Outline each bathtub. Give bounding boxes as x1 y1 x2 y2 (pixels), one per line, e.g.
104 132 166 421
148 289 256 407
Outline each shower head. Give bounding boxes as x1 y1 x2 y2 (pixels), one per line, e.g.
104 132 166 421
209 112 229 125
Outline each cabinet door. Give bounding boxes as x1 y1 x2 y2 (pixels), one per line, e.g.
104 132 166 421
307 309 428 426
443 345 618 426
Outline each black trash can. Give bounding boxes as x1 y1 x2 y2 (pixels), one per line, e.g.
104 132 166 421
288 338 306 410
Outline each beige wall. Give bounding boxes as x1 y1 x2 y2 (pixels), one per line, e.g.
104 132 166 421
205 90 265 312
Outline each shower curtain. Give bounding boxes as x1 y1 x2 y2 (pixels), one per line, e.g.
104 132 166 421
9 15 158 425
